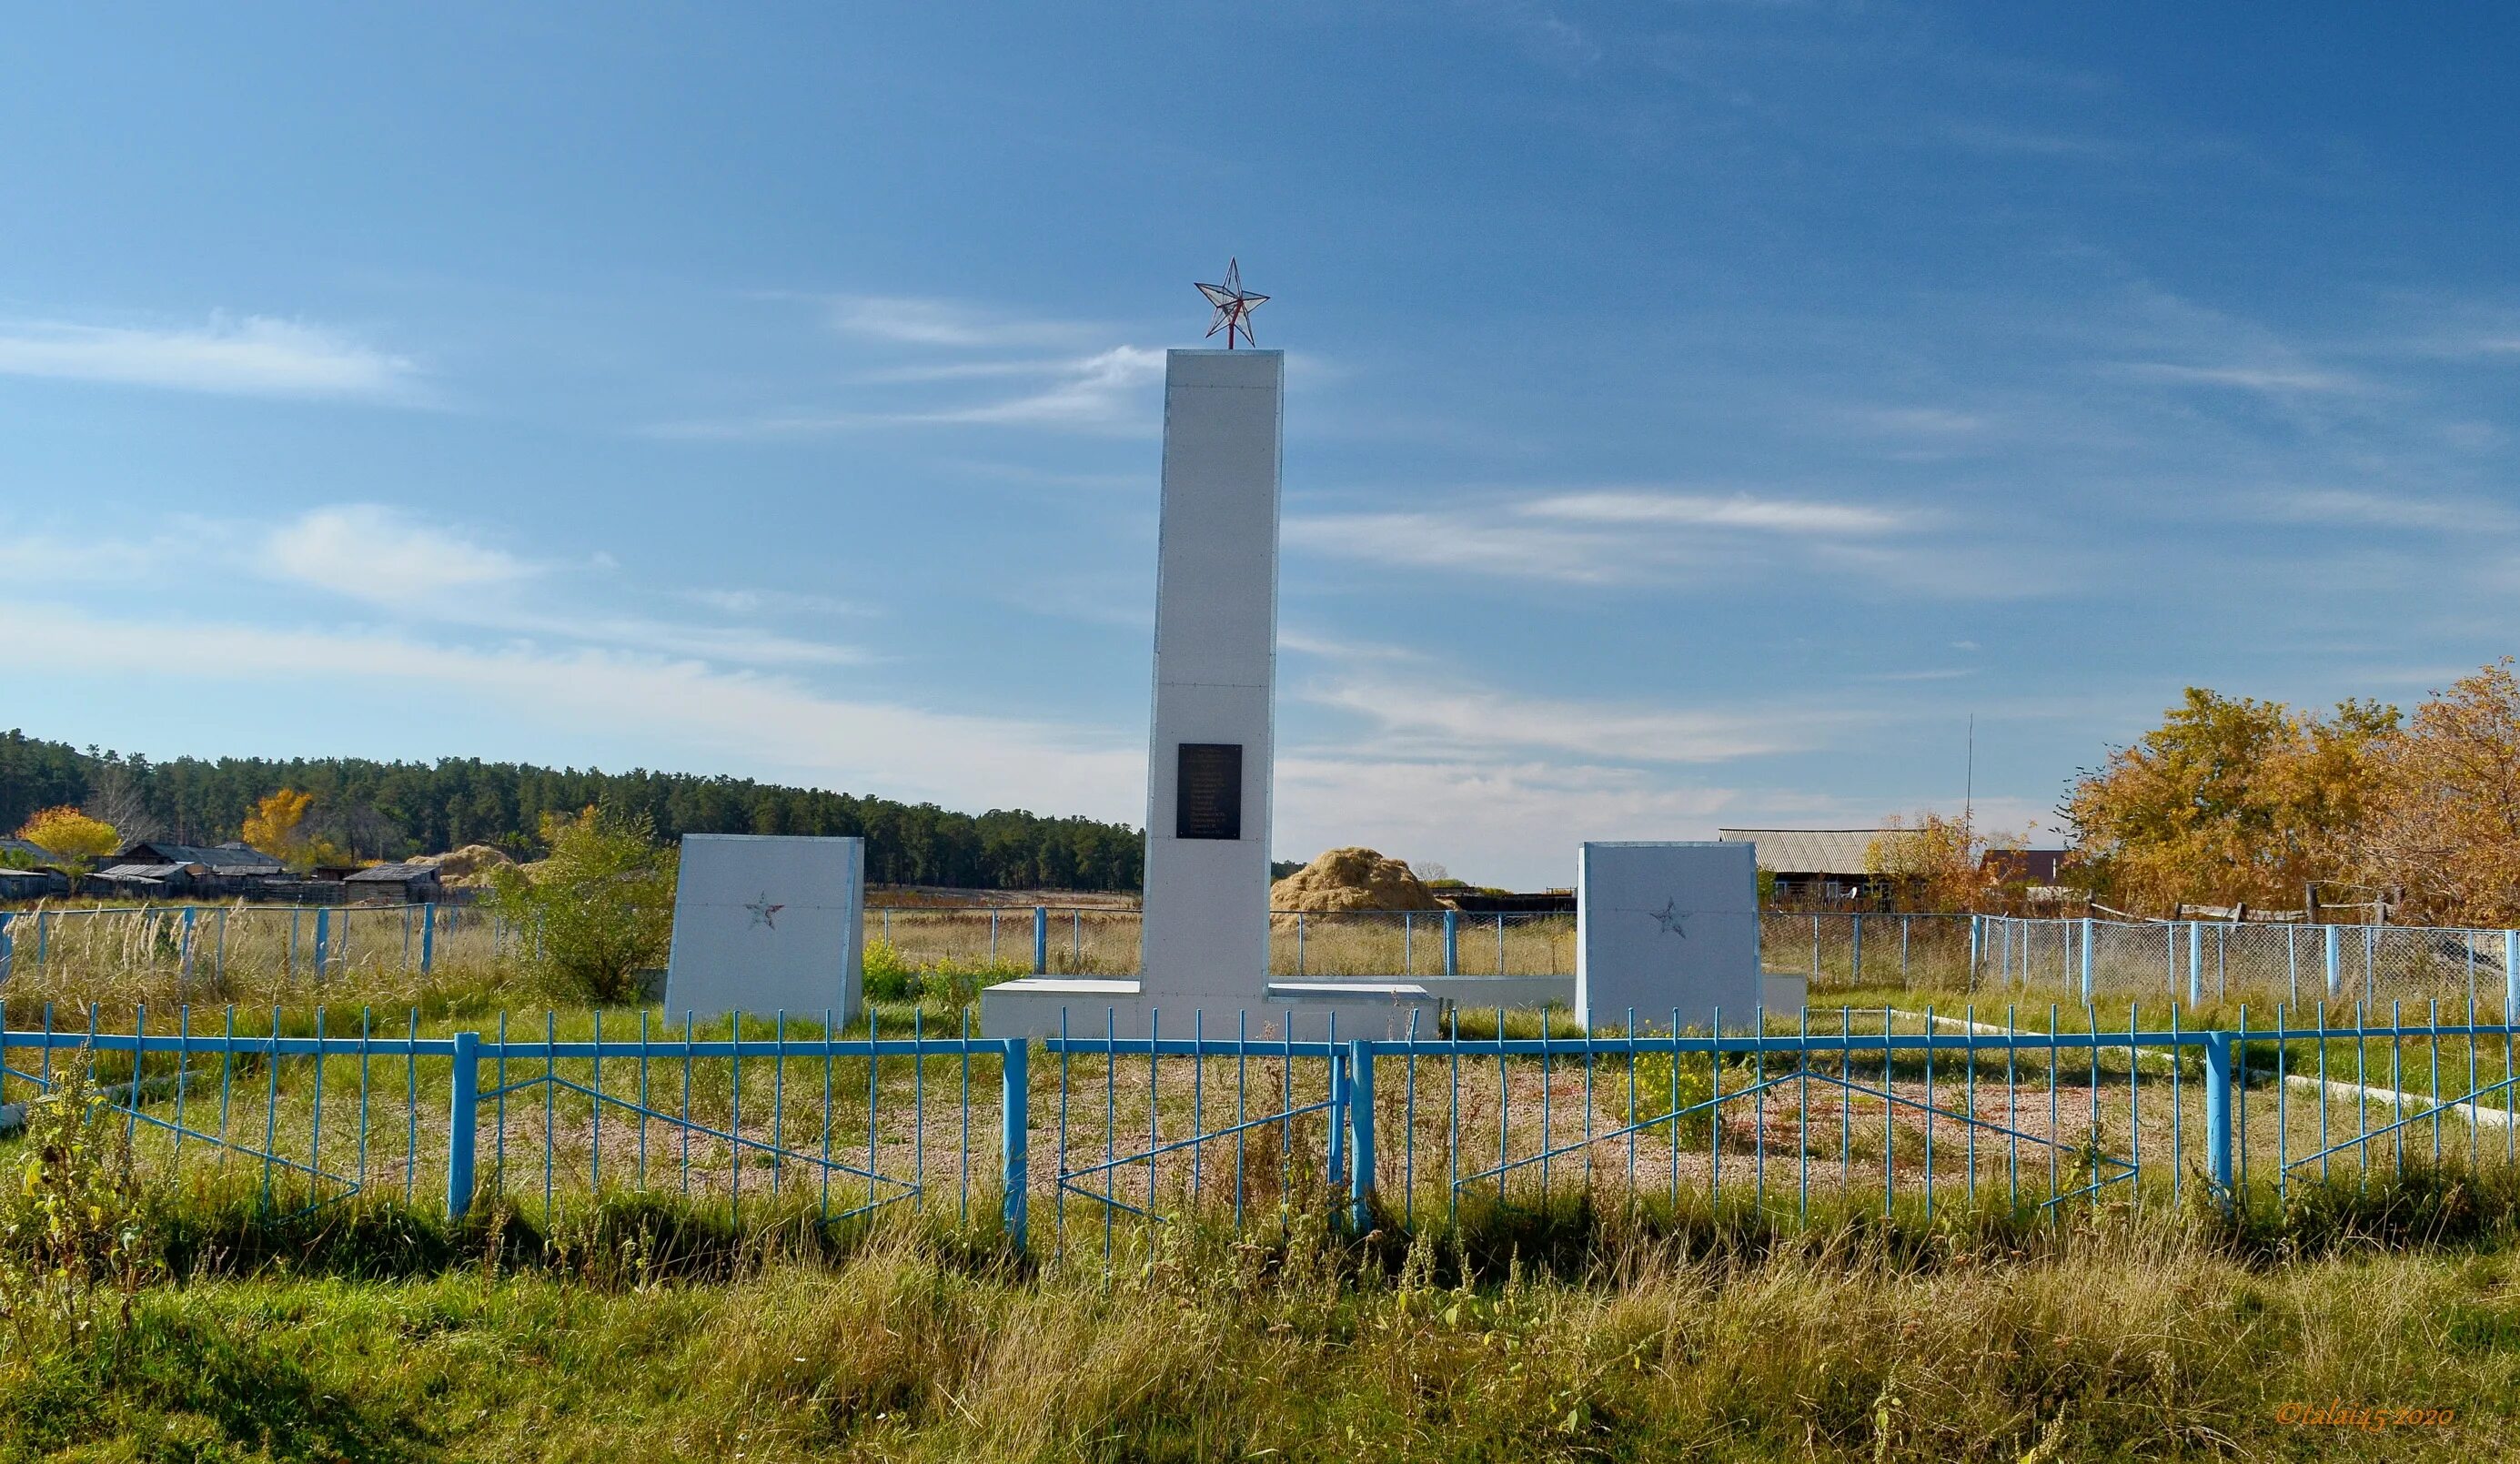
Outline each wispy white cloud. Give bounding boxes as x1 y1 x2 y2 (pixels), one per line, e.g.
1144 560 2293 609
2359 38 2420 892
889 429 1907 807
0 522 199 586
267 505 534 603
2117 361 2367 397
1285 486 1959 590
1285 510 1622 582
649 346 1164 439
1300 674 1845 764
0 315 420 402
682 587 875 618
1845 406 1990 438
2249 487 2515 534
1276 630 1429 663
903 346 1164 430
825 295 1095 349
1524 490 1909 535
255 504 872 667
0 504 872 671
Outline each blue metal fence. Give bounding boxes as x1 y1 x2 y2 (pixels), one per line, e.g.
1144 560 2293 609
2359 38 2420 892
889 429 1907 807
11 1001 2520 1256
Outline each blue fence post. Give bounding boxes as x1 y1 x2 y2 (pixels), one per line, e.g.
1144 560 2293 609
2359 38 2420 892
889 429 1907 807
2505 931 2518 1020
315 908 333 982
1347 1038 1376 1232
447 1030 481 1219
1001 1038 1029 1248
1850 914 1862 983
2203 1032 2233 1203
2324 924 2342 1002
1325 1047 1347 1194
1442 910 1459 978
420 904 437 975
180 907 197 986
2079 916 2094 1005
0 912 13 984
1968 915 1981 985
2186 922 2203 1007
1033 907 1048 974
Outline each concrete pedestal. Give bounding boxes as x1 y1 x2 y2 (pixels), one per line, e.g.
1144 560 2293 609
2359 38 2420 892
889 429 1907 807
980 975 1439 1040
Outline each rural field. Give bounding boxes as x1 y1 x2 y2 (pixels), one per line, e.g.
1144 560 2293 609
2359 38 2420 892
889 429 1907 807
10 910 2520 1459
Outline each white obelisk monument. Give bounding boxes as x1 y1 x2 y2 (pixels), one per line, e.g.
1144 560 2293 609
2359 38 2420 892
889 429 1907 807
981 264 1438 1038
1136 346 1283 1029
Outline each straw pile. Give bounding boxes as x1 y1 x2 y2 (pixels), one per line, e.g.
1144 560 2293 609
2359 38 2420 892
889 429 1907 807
408 844 516 885
1267 846 1443 914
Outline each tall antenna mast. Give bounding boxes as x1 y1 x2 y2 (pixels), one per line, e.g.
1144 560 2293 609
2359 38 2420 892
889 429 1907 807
1963 713 1975 823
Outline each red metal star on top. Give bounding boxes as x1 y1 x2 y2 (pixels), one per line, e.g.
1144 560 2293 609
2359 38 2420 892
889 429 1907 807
1195 258 1268 348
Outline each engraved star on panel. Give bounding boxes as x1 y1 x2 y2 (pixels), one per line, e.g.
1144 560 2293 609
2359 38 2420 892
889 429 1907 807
1195 257 1268 348
1651 899 1687 937
746 893 785 929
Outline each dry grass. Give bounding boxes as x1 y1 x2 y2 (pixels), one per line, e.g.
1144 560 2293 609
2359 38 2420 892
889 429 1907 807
5 1194 2518 1460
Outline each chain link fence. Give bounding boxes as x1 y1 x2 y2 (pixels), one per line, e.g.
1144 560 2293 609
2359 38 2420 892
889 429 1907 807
14 900 2514 1015
0 902 508 993
2047 915 2515 1013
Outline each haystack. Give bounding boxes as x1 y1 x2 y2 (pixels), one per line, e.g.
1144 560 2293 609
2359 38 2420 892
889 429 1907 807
1268 847 1444 914
408 843 517 885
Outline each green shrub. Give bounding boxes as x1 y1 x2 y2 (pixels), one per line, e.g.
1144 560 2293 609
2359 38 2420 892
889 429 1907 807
486 806 676 1005
0 1054 161 1351
1614 1050 1770 1144
862 938 1022 1013
862 937 917 1001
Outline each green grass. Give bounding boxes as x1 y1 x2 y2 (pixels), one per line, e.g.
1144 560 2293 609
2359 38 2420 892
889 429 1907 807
13 1174 2520 1460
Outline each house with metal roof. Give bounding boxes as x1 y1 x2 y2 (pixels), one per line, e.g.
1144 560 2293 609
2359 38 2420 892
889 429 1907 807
87 861 208 897
111 842 286 876
0 868 71 900
341 862 444 902
1717 828 1910 904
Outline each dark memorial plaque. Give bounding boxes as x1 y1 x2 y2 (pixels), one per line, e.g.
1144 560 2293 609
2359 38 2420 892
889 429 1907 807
1174 742 1243 840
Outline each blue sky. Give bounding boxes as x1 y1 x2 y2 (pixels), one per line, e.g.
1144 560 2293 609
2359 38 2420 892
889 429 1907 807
6 3 2519 888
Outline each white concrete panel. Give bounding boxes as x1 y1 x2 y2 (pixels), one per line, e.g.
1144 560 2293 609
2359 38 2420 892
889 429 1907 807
979 974 1440 1041
663 834 863 1023
1576 842 1761 1033
1141 349 1282 1015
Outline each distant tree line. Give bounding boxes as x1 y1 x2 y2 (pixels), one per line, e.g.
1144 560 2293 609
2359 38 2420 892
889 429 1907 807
0 730 1145 892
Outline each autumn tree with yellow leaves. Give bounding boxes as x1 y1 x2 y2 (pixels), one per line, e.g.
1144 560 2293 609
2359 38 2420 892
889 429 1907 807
240 788 315 867
2353 661 2520 927
1864 811 2026 913
11 806 120 866
2061 689 2396 916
